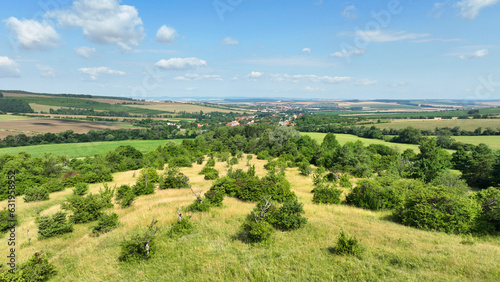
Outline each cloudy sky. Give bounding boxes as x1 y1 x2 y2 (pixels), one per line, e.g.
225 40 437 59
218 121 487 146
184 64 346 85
0 0 499 100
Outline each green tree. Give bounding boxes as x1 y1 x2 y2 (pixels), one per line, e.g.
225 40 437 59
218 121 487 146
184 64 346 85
413 138 451 182
461 143 496 188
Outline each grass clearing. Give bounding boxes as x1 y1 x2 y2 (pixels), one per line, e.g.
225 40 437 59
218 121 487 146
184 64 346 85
302 132 423 153
372 119 500 131
0 139 184 158
1 156 499 281
453 136 500 149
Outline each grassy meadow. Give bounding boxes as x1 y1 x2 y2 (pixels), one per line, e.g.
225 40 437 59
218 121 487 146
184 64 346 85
372 119 500 131
302 132 423 152
1 156 499 281
0 139 183 158
453 136 500 150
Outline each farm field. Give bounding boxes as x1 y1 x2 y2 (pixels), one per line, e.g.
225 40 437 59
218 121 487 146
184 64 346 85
0 139 183 158
29 103 64 113
371 119 500 131
0 115 37 121
453 136 500 149
302 132 423 153
125 102 245 114
1 156 499 281
0 118 127 136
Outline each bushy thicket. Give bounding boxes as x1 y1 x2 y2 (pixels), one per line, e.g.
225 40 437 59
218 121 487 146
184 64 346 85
115 184 136 208
394 185 481 234
0 252 56 281
312 185 342 204
159 166 189 189
473 187 500 234
267 199 307 231
73 182 89 196
346 179 407 211
38 212 73 239
91 213 120 236
62 186 114 224
23 186 50 202
118 219 159 262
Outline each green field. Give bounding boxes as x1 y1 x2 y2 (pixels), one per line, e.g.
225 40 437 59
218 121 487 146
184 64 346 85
0 139 184 158
302 132 423 152
372 119 500 131
453 136 500 149
125 103 245 114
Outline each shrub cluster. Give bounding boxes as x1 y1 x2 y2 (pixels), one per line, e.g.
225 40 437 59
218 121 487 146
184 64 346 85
23 186 50 202
115 184 136 208
38 212 73 239
346 179 406 211
73 182 89 196
91 213 120 236
62 186 114 224
159 166 189 189
118 219 159 262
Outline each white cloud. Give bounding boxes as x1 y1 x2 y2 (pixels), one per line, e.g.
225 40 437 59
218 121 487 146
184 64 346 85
4 17 59 50
156 25 178 44
331 47 365 58
302 48 311 55
304 86 325 92
354 30 430 42
342 5 358 19
241 56 333 68
79 66 126 80
47 0 144 48
355 79 377 86
248 71 263 80
456 0 500 19
0 56 20 78
412 38 463 43
75 46 96 59
36 64 56 77
221 36 239 45
458 48 489 59
155 57 207 71
174 73 223 81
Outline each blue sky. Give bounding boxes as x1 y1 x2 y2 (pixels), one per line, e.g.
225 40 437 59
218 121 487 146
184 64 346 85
0 0 499 100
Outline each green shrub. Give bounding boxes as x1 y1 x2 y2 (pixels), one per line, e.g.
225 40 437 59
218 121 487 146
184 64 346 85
73 182 89 196
268 199 307 231
473 187 500 234
196 156 205 165
238 220 274 244
229 157 239 165
40 179 64 193
115 185 136 208
38 212 73 239
204 170 219 180
257 150 270 160
169 156 193 167
139 167 160 184
23 186 49 202
0 252 56 281
312 186 342 204
205 158 216 167
209 177 239 197
132 180 155 196
118 219 159 262
394 185 481 234
62 186 114 224
168 217 193 238
0 209 17 234
346 179 403 211
159 166 189 189
199 166 217 175
204 187 225 207
298 161 313 176
329 229 364 257
91 213 119 236
186 200 211 212
339 174 352 188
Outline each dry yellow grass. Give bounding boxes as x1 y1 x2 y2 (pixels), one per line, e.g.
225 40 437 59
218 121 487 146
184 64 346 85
1 156 499 281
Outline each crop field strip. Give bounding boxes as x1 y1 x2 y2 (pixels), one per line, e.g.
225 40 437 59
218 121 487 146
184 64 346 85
371 118 500 131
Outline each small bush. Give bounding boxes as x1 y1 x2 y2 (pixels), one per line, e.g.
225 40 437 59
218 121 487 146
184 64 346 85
205 158 216 167
204 170 219 180
132 180 155 196
23 186 49 202
169 217 194 238
115 184 136 208
346 179 403 211
0 209 17 234
169 156 193 167
73 183 89 196
238 220 274 244
209 177 239 197
62 186 114 224
204 187 225 207
38 212 73 239
229 157 239 165
329 229 364 257
159 166 189 189
0 252 56 281
118 219 159 262
91 213 119 236
268 199 307 231
313 186 342 204
339 174 352 188
298 161 313 176
186 200 211 212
